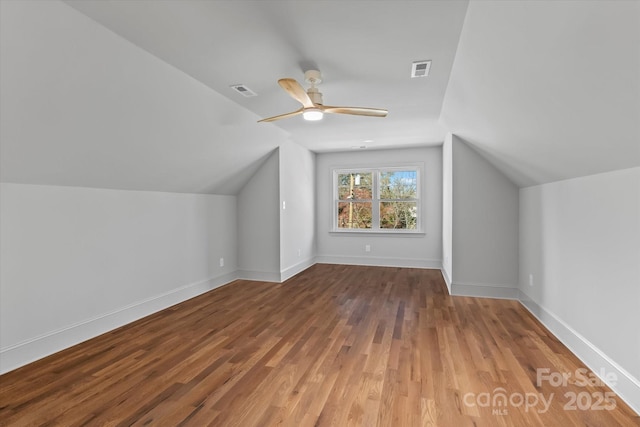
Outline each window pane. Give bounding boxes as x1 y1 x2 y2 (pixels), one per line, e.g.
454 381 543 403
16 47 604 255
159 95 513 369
337 172 372 200
379 170 417 200
337 202 372 229
380 202 417 229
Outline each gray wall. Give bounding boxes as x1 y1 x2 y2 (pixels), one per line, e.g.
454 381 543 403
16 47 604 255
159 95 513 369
315 147 443 268
279 141 316 280
237 142 316 282
450 136 519 297
519 167 640 410
0 183 237 373
237 149 280 281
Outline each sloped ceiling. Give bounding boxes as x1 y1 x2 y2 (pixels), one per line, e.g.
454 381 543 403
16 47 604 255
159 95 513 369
441 0 640 187
0 0 289 195
1 0 638 194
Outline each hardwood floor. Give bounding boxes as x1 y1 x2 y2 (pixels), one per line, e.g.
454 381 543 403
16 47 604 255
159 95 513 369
1 264 638 426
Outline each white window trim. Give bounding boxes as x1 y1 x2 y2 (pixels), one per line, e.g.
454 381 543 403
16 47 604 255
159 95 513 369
331 165 423 234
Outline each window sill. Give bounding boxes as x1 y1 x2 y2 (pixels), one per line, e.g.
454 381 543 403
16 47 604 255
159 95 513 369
329 230 426 237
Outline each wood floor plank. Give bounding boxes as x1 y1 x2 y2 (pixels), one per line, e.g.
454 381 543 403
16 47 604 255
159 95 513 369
1 264 638 426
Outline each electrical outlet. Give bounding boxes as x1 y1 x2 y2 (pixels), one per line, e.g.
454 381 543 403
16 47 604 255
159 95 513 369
529 274 534 287
220 257 224 267
365 245 371 252
297 248 301 257
282 201 286 210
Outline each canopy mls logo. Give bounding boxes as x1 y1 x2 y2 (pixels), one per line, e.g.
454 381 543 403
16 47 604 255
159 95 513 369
463 388 553 415
463 368 619 416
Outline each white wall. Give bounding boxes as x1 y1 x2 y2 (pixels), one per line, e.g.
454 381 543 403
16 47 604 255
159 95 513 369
315 147 442 268
237 150 281 281
279 141 316 281
519 167 640 412
442 134 453 292
0 183 237 373
450 136 519 298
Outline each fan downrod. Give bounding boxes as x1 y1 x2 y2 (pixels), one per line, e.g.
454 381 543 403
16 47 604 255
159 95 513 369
304 69 322 85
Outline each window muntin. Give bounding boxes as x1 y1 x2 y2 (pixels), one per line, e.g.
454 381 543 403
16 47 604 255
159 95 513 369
333 167 421 232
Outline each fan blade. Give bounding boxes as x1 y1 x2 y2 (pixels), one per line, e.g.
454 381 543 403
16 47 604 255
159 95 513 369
322 106 388 117
278 78 314 108
258 108 303 123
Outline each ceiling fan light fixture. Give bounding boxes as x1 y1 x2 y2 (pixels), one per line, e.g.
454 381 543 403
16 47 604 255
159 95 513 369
303 108 323 121
258 72 387 123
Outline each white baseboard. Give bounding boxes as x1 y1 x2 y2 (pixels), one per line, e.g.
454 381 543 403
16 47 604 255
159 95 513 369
450 281 519 299
0 271 238 375
440 267 452 294
519 290 640 415
315 255 442 269
280 257 316 282
236 270 282 283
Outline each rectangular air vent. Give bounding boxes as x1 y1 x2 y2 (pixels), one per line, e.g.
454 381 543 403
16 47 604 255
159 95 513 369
411 60 431 78
230 84 257 97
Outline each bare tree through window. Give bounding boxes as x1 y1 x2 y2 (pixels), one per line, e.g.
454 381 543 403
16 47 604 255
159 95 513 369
334 168 420 231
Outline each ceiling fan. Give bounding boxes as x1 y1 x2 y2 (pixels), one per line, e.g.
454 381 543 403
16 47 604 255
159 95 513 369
258 70 388 123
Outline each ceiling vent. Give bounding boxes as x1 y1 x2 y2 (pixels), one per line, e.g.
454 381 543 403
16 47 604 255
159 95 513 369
411 60 431 78
230 84 257 97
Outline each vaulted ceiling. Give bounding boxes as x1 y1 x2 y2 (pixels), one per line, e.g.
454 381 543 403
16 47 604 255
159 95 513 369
63 0 468 152
1 0 638 193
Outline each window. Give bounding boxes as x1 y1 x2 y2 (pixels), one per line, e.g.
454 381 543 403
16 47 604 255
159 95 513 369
333 166 421 232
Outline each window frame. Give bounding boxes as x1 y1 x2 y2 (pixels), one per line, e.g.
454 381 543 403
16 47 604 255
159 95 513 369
331 165 423 234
